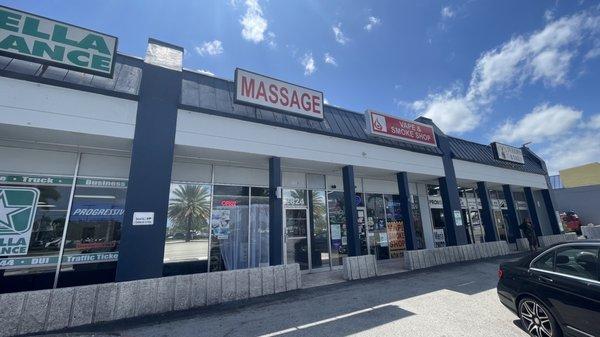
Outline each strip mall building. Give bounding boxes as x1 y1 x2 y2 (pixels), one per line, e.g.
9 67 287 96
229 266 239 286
0 6 562 293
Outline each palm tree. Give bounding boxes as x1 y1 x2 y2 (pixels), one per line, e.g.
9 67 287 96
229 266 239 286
168 184 211 242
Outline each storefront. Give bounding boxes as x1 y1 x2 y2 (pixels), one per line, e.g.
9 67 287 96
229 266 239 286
0 6 562 293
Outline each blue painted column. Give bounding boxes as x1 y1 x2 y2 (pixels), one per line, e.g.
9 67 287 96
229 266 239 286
397 172 417 250
502 185 521 243
116 40 183 281
342 166 361 256
477 181 498 242
269 157 283 265
541 189 561 234
438 177 468 246
524 187 542 236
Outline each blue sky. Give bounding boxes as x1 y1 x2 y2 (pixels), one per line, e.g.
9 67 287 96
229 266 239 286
4 0 600 174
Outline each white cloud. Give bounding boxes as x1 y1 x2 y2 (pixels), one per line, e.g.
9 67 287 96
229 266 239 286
539 132 600 174
240 0 268 43
196 69 215 76
195 40 224 56
266 31 276 49
441 6 455 19
332 23 349 45
324 98 329 105
324 53 337 66
404 10 600 134
491 104 599 174
588 114 600 129
544 9 555 22
364 16 381 31
301 52 316 76
493 104 583 143
416 88 481 133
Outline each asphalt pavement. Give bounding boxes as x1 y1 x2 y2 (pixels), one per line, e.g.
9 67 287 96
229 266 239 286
40 255 529 337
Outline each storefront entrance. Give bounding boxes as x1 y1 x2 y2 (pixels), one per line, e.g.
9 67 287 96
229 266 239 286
284 208 310 270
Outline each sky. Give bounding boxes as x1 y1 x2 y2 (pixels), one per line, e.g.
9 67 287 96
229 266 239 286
3 0 600 174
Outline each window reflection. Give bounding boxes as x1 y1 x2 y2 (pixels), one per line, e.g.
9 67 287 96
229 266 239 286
58 177 126 287
0 174 71 292
163 183 211 275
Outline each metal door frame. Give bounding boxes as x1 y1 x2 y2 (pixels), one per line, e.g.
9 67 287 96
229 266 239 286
283 189 312 272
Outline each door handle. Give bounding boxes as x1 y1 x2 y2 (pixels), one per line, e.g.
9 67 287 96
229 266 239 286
538 275 554 283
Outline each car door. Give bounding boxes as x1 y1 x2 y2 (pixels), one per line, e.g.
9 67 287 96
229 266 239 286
532 245 600 337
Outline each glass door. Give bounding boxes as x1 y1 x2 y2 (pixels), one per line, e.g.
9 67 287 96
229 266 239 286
285 209 309 270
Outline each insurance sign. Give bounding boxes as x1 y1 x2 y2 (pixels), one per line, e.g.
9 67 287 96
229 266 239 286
491 142 525 164
234 68 324 120
0 6 118 77
0 187 39 256
365 110 437 146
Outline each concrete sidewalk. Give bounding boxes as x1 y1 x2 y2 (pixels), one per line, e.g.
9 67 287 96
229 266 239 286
41 254 527 337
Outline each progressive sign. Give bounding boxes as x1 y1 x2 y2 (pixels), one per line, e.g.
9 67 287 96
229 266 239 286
365 110 437 146
0 6 118 77
234 68 324 120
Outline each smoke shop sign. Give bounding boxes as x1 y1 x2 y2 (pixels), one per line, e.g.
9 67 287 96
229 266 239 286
0 6 117 77
234 68 324 120
366 110 437 147
0 187 39 256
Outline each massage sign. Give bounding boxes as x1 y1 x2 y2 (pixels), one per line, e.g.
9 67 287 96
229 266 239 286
0 6 118 77
366 110 437 147
235 68 324 120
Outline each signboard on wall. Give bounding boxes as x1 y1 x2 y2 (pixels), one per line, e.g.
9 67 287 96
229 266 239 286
0 6 118 77
491 142 525 164
365 110 437 146
0 187 39 256
234 68 324 120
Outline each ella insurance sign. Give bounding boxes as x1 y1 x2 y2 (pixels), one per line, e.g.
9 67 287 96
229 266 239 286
234 68 324 120
0 187 39 256
0 6 118 77
366 110 437 147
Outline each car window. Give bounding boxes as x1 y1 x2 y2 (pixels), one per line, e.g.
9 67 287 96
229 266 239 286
532 251 554 271
554 246 599 281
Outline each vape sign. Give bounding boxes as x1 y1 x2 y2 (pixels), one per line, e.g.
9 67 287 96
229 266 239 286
366 110 437 146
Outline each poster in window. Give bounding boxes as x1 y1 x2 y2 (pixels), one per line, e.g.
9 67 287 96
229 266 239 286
386 221 406 258
211 209 231 239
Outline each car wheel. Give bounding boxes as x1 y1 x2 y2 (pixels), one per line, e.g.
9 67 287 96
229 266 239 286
518 298 560 337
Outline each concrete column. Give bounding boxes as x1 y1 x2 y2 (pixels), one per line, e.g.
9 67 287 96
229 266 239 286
541 189 561 234
269 157 283 265
502 185 521 243
524 187 542 237
117 39 183 281
397 172 417 250
476 182 498 242
342 166 361 256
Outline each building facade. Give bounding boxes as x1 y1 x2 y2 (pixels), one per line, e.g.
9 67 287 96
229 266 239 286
558 162 600 188
0 37 562 293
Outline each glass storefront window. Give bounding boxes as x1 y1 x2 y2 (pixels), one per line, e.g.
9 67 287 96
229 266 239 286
0 174 72 292
249 187 269 268
310 190 329 269
428 185 446 248
490 189 509 242
327 191 346 266
366 194 388 260
411 195 426 249
163 183 211 275
385 194 406 259
58 177 126 287
210 185 250 272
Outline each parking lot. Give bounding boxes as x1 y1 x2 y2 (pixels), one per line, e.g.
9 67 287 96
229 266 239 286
64 255 529 337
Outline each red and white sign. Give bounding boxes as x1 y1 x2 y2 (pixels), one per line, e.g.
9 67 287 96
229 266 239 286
365 110 437 146
234 68 324 120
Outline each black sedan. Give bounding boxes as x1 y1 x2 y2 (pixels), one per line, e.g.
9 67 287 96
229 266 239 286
497 241 600 337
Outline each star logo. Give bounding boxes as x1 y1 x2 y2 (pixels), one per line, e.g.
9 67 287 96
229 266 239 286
0 187 39 236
